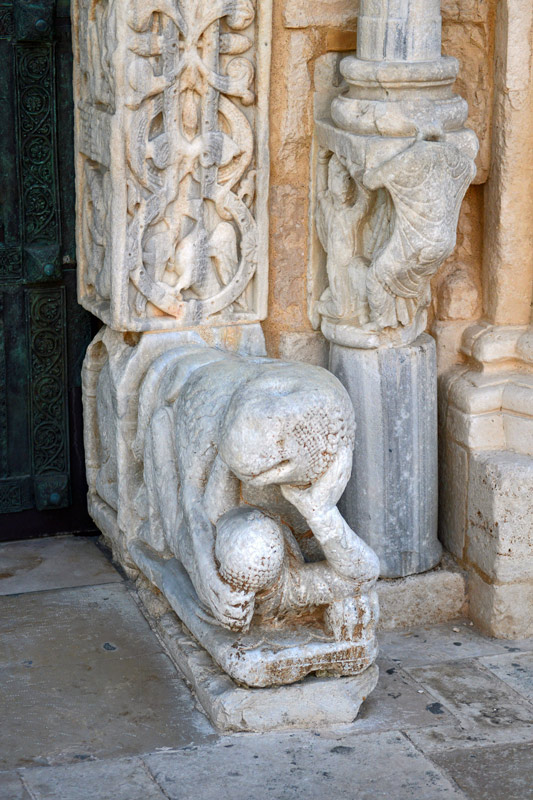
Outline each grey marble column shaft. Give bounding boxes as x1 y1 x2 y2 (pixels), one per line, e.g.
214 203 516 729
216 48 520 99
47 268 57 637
329 334 441 578
357 0 442 62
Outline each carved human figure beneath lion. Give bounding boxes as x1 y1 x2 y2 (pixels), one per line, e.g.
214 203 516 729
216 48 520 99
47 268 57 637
132 344 379 639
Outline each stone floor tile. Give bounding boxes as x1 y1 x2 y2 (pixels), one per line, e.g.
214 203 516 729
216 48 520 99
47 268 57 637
144 730 467 800
349 657 455 734
404 659 533 751
21 758 169 800
479 651 533 702
0 651 215 769
430 742 533 800
405 723 493 754
379 620 533 668
0 584 162 668
0 537 120 596
0 771 31 799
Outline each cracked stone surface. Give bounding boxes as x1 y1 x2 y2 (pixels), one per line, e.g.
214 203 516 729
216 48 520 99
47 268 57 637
1 536 533 800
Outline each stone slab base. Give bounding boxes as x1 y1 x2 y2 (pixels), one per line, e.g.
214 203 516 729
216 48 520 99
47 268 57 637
125 554 464 731
151 610 379 732
130 540 377 688
377 561 467 631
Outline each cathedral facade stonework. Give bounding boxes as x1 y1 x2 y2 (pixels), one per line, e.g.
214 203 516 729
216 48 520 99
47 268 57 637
76 0 533 730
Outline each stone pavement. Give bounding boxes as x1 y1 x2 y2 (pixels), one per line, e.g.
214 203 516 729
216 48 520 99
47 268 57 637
1 536 532 800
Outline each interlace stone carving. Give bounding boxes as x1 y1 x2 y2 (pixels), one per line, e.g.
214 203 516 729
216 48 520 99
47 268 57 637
85 334 380 687
73 0 270 332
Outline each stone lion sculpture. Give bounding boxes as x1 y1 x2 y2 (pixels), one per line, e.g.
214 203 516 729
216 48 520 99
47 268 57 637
132 344 380 639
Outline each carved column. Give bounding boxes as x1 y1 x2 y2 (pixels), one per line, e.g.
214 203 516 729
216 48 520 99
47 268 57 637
311 0 478 577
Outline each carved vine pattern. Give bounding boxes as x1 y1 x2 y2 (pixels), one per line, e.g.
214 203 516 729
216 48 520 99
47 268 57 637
16 45 59 244
0 247 23 280
123 0 259 320
0 3 14 38
28 288 68 475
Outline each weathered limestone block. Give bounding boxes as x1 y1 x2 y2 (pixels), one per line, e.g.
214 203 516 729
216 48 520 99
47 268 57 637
440 323 533 638
468 573 533 640
377 563 467 631
467 451 533 639
330 334 441 577
441 0 494 183
467 451 533 586
283 0 358 30
72 0 272 331
84 329 380 689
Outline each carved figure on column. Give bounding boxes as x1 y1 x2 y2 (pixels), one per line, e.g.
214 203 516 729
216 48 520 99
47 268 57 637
312 0 479 350
315 138 477 347
316 154 371 325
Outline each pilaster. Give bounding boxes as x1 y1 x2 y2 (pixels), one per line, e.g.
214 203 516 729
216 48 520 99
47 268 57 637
439 0 533 638
72 0 272 332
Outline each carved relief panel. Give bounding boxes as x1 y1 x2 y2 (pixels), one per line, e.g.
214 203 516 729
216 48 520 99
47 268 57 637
310 131 478 348
73 0 271 331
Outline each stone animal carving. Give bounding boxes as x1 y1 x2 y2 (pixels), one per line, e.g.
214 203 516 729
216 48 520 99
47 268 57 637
133 344 380 636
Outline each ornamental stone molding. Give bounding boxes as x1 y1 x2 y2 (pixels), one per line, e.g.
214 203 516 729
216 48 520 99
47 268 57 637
73 0 271 331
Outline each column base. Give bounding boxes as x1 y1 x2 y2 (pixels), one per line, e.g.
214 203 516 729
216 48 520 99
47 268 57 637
439 325 533 638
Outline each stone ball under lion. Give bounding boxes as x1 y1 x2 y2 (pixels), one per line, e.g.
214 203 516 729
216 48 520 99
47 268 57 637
215 507 286 593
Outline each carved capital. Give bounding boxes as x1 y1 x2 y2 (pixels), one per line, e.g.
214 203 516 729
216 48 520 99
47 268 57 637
311 0 478 349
